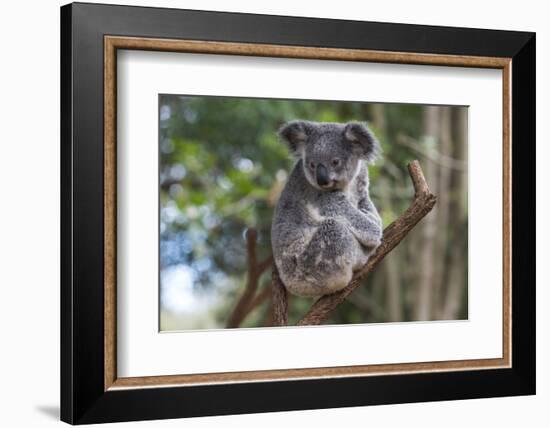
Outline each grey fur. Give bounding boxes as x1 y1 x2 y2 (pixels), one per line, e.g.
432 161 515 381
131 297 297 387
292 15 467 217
271 121 383 297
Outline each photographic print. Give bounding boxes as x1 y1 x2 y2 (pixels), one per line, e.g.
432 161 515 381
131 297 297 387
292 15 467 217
159 95 468 331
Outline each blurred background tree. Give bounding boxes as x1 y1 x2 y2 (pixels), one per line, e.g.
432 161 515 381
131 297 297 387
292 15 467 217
159 95 468 331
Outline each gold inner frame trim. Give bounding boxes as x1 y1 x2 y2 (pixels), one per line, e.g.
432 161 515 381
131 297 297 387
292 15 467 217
104 35 512 391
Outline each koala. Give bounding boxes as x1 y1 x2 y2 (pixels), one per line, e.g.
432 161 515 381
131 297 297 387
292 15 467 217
271 120 383 297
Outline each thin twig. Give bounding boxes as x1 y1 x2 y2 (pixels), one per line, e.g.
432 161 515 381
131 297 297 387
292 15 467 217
257 255 274 276
247 284 271 312
297 160 437 326
397 134 466 171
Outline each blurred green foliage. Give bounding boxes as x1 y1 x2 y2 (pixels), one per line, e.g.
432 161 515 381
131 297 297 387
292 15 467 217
160 95 468 331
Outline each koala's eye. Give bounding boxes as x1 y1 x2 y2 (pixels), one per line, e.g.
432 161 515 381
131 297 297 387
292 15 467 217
309 161 315 170
331 158 341 167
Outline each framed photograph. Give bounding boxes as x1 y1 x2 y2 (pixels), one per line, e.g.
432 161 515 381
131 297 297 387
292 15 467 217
60 2 535 424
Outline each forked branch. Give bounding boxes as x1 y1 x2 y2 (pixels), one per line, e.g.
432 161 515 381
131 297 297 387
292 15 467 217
226 228 273 328
230 160 435 328
298 160 436 325
272 160 437 326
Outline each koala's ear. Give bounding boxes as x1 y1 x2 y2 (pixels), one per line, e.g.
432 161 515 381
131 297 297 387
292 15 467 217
278 120 312 156
344 122 381 163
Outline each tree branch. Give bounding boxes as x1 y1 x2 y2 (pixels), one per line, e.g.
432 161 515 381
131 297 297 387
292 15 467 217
272 267 288 326
226 228 273 328
297 160 437 326
257 255 274 276
248 284 271 311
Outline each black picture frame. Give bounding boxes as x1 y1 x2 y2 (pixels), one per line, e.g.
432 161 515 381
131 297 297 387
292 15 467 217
61 2 535 424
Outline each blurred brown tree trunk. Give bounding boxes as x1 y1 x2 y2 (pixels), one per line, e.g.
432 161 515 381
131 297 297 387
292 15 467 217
442 108 468 319
433 108 453 318
380 177 403 322
415 106 440 320
371 104 403 322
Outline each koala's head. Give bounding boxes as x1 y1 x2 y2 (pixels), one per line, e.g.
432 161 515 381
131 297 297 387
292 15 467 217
279 120 381 191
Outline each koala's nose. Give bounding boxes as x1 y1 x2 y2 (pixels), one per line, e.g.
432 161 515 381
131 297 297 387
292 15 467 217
316 164 330 187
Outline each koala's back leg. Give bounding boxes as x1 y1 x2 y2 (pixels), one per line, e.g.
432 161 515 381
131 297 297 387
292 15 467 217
285 218 364 296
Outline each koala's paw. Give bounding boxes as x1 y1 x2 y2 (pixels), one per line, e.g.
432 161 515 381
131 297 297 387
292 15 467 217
363 224 382 252
363 238 381 254
372 237 383 250
317 190 347 205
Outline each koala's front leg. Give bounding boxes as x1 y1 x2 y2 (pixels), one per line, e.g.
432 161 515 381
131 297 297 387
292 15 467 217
354 197 383 250
343 204 382 251
317 192 382 251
